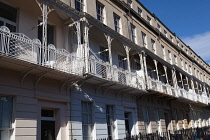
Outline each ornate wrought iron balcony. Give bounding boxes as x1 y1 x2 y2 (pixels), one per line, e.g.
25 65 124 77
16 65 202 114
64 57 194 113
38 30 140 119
0 26 84 77
147 76 209 105
88 55 146 91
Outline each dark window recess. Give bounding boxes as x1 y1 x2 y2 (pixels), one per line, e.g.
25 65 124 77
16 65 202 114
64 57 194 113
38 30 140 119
0 2 17 23
38 21 54 45
41 109 54 117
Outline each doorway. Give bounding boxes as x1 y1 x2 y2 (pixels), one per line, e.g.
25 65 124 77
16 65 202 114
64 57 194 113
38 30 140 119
164 112 169 131
124 112 132 137
41 109 55 140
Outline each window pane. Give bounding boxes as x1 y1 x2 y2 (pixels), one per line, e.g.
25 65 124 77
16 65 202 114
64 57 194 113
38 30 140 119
0 2 17 23
0 96 13 140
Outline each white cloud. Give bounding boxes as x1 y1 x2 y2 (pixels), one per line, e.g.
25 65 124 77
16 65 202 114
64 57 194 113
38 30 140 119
182 31 210 64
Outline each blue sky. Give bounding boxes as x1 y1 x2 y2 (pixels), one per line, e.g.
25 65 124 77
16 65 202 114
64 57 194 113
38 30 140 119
139 0 210 64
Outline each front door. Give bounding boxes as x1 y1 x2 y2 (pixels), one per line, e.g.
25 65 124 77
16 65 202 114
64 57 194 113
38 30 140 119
41 120 55 140
41 109 56 140
124 112 132 137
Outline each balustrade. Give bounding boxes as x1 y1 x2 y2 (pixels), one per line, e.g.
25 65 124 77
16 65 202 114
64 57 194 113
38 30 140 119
0 26 84 76
89 55 145 90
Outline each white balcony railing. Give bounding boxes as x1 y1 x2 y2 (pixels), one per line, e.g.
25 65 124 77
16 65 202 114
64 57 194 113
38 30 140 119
0 26 208 104
0 26 84 76
89 55 145 90
147 77 209 104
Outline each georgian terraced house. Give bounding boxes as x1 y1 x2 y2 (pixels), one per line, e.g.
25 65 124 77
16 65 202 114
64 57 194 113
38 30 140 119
0 0 210 139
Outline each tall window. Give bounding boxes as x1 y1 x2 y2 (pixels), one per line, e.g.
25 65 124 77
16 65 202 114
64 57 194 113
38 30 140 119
82 102 93 140
161 45 165 60
181 45 184 49
100 46 109 62
118 54 126 69
114 14 120 33
142 32 147 48
177 41 179 47
189 65 192 74
170 35 173 42
138 8 142 17
151 39 156 53
130 24 136 43
185 62 188 71
164 30 167 37
185 49 188 54
180 58 183 68
154 109 159 132
106 105 115 140
0 96 13 140
127 0 132 7
142 107 149 133
147 16 151 25
157 24 161 32
96 1 104 23
75 0 84 12
0 2 17 32
174 55 177 65
168 50 172 63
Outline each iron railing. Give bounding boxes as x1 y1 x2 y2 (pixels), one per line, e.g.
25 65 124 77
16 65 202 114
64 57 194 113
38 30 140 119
97 127 210 140
147 77 208 104
89 55 145 90
0 26 84 76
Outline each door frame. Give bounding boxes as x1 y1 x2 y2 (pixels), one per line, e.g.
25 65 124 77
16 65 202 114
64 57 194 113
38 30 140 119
37 100 66 140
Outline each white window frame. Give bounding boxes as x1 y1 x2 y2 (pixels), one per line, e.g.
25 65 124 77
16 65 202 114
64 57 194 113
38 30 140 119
170 35 173 42
142 107 150 133
157 24 161 32
174 55 177 65
81 101 93 140
75 0 84 12
164 30 167 37
168 50 172 64
130 23 136 43
180 58 183 69
106 105 116 140
138 7 142 17
142 32 147 48
161 45 165 60
96 1 104 23
0 96 14 140
147 16 151 25
151 39 156 54
113 13 120 33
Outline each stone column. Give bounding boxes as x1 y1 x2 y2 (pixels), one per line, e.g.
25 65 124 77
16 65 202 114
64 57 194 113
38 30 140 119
172 68 178 88
185 77 190 90
83 19 90 73
105 34 113 66
179 73 184 89
153 59 159 81
124 45 131 72
191 78 195 92
142 51 148 88
163 65 169 84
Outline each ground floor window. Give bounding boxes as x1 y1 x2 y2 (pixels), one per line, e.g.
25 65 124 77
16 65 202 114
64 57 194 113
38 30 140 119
0 96 13 140
142 107 150 133
106 105 115 140
82 101 93 140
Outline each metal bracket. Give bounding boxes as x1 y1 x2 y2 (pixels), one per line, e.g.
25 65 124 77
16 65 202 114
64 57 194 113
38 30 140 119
20 66 37 87
103 84 117 95
34 70 51 89
59 76 77 92
115 88 129 98
95 82 109 94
